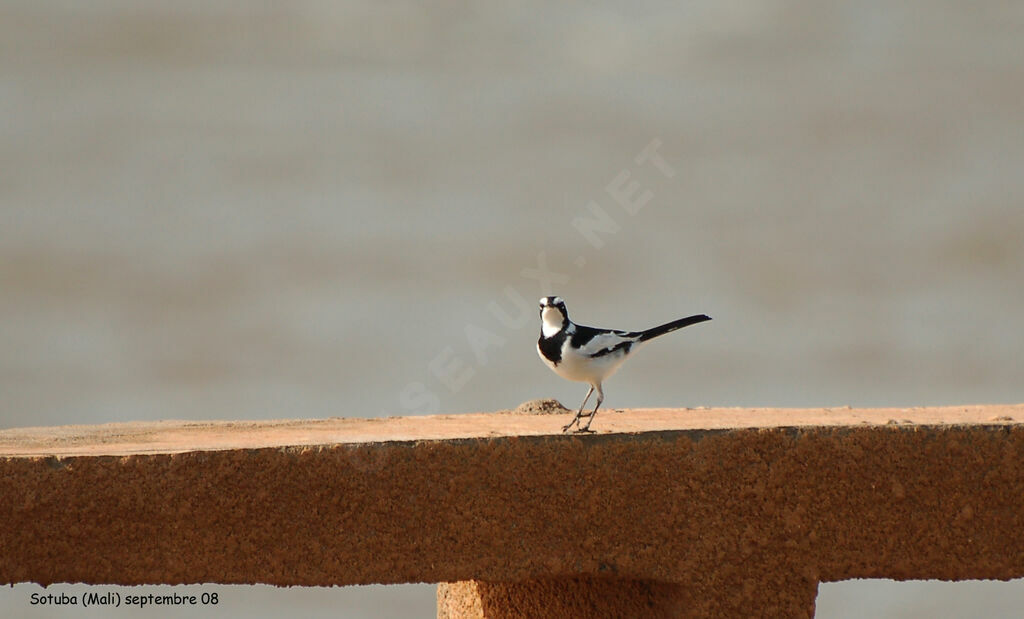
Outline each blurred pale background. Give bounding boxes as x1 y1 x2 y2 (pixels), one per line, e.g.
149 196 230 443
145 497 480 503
2 0 1022 616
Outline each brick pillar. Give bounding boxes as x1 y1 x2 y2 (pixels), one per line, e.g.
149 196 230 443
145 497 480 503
438 578 690 618
438 574 818 618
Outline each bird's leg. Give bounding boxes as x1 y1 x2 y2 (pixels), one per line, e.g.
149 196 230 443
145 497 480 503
576 384 603 433
577 385 602 419
562 385 595 432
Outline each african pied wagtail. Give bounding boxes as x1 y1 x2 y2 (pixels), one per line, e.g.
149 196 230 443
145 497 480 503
537 296 711 433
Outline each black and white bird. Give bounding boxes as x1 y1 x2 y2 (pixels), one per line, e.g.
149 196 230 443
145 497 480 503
536 296 711 433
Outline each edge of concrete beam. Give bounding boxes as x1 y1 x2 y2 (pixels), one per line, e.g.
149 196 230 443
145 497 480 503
2 403 1022 458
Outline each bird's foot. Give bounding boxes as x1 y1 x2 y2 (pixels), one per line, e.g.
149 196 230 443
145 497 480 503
573 427 595 434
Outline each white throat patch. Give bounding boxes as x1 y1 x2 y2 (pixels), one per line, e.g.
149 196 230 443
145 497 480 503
541 306 566 337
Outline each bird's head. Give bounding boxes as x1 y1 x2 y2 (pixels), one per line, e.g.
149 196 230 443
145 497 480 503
539 296 569 335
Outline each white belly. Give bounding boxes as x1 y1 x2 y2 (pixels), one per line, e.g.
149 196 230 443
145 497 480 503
537 340 631 385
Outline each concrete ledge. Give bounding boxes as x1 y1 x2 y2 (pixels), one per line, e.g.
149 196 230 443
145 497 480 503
2 404 1024 617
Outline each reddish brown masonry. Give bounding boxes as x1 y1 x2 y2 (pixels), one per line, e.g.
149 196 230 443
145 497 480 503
2 404 1023 617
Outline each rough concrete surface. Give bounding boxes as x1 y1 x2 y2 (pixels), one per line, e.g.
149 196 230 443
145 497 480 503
2 404 1024 617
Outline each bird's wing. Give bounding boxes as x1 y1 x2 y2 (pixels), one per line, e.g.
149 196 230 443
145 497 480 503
570 326 642 358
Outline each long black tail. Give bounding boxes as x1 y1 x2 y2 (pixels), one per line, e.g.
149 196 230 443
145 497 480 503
637 314 711 342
